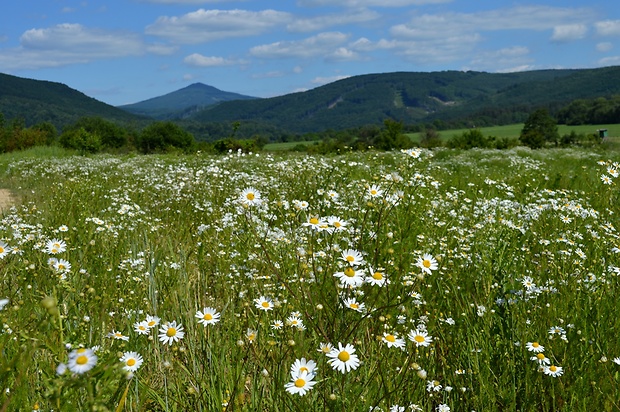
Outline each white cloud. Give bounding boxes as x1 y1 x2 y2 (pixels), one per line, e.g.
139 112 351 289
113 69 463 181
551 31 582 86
311 74 351 85
250 32 349 59
326 47 361 61
0 23 144 70
596 42 613 52
297 0 451 7
551 24 587 42
599 55 620 65
147 43 179 55
288 9 380 32
391 6 594 40
145 9 291 44
184 53 241 67
467 46 533 72
595 20 620 37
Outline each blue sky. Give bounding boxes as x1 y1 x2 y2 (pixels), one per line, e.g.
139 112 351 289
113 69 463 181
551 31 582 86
1 1 619 106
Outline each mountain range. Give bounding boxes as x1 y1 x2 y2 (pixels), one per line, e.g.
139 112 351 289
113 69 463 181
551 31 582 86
1 66 620 137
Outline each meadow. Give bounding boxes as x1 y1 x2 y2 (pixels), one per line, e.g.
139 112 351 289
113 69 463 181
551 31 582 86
0 145 620 411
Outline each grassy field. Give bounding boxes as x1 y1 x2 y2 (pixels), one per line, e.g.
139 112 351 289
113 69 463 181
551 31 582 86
1 146 620 411
263 124 619 151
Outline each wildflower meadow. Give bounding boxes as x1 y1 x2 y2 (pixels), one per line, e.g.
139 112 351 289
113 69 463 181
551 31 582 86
1 145 620 411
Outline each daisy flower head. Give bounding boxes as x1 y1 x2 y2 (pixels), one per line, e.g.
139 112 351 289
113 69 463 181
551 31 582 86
45 238 66 254
290 358 317 377
326 342 360 373
530 353 551 365
342 297 366 313
318 342 333 354
333 266 365 288
613 357 620 365
327 216 347 231
543 365 564 377
302 216 326 230
67 348 97 374
53 259 71 272
367 184 383 198
158 321 185 345
246 328 258 343
286 314 304 329
254 296 274 311
408 329 433 347
0 241 11 258
120 351 143 372
383 332 406 349
366 267 389 286
134 320 150 335
145 315 160 329
526 341 544 353
107 330 130 341
284 370 317 396
417 253 438 274
195 307 221 326
271 319 284 329
239 187 261 207
341 249 364 266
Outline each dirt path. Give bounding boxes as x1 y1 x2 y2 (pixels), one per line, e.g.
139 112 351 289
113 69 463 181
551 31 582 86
0 189 15 213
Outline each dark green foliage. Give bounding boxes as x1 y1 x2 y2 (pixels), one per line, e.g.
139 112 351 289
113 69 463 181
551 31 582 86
419 128 443 148
138 121 195 153
519 109 559 149
63 117 128 149
448 128 492 149
59 127 102 153
373 119 412 150
556 95 620 125
32 122 58 145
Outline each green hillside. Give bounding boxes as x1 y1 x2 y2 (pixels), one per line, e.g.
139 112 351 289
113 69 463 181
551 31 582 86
0 73 143 129
118 83 258 119
190 67 620 133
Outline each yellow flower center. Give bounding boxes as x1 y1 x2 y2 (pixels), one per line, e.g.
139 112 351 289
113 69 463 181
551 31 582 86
370 190 377 195
246 193 255 201
345 255 355 262
414 335 425 343
333 222 341 228
338 351 350 362
76 355 88 365
549 365 557 372
532 342 540 348
385 334 396 342
300 367 309 373
349 303 359 309
294 378 306 388
204 313 213 320
139 326 146 331
309 217 319 225
423 259 432 268
248 334 256 340
372 272 383 280
537 353 545 360
344 267 355 277
0 247 4 253
127 358 136 366
166 328 176 337
77 348 86 353
148 321 156 327
261 301 270 308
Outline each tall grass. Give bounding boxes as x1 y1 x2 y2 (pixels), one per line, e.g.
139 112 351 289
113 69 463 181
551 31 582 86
0 147 619 411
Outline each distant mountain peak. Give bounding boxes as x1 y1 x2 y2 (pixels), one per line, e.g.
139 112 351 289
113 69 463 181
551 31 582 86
118 83 258 120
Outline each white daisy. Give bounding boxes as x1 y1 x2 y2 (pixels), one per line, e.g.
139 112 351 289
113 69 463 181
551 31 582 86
408 329 433 347
417 254 438 274
239 187 261 206
333 266 365 288
326 342 360 373
120 351 143 372
284 370 317 396
67 348 97 374
340 249 364 266
158 321 185 345
195 307 221 326
525 341 545 353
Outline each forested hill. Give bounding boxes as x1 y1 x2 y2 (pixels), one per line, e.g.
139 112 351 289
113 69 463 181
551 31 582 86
189 66 620 132
0 73 143 129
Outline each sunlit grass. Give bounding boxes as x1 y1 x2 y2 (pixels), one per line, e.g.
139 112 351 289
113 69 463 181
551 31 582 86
0 146 620 411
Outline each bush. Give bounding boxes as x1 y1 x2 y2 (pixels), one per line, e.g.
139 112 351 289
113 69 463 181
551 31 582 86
138 121 195 154
59 127 102 153
447 129 492 149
